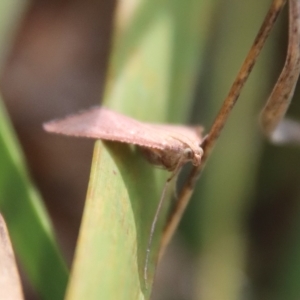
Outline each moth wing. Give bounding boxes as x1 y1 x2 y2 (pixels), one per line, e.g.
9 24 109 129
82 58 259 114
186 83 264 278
148 124 203 146
44 107 179 150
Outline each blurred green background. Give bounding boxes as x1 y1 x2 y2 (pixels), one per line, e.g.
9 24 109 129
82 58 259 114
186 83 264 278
1 0 300 299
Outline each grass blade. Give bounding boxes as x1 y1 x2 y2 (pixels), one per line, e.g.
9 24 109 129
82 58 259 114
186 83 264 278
66 0 212 298
0 100 68 299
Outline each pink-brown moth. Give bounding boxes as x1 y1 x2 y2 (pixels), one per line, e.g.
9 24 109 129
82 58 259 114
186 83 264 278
44 107 204 171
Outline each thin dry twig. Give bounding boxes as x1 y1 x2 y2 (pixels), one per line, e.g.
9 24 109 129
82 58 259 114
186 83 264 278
159 0 287 259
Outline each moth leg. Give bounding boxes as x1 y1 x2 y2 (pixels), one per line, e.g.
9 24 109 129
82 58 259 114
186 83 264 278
143 159 185 287
260 0 300 144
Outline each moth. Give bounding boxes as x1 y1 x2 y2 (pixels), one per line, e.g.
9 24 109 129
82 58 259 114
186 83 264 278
44 106 205 283
44 107 204 171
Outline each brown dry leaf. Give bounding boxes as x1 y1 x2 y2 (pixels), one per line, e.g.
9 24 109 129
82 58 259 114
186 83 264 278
0 214 24 300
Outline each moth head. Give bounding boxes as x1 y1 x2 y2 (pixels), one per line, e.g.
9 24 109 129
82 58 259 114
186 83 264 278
183 147 203 167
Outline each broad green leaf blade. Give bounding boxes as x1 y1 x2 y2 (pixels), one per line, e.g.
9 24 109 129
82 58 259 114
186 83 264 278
0 100 68 299
67 142 165 299
66 0 213 299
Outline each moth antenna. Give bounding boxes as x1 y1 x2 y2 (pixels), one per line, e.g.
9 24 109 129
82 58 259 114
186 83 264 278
144 161 183 287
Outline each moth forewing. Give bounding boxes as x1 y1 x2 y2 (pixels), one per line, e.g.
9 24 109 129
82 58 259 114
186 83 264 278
43 107 170 149
44 107 204 170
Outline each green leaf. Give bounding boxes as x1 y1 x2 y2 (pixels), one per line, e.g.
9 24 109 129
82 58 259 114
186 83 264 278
66 0 212 299
0 99 68 299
